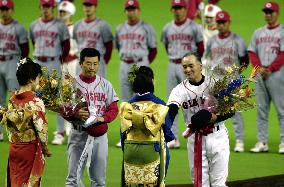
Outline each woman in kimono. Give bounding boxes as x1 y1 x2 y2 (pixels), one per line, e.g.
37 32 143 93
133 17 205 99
120 65 175 187
0 57 51 187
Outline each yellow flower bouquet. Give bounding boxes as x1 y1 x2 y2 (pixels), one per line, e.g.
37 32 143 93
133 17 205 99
36 67 61 112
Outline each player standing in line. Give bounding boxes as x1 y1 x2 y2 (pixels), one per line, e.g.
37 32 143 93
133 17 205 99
58 0 79 136
167 53 233 187
249 2 284 154
204 11 249 152
64 48 119 186
202 4 221 48
0 0 29 141
186 0 221 21
161 0 204 148
29 0 70 145
114 0 157 147
58 0 79 77
73 0 113 78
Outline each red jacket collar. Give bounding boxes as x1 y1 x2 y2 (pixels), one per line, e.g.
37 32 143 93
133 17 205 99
79 74 96 83
174 18 187 26
218 31 231 39
267 24 280 30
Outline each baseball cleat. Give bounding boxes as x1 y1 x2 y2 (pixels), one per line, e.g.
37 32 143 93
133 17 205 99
250 142 268 153
52 133 65 145
279 143 284 154
234 139 244 152
116 141 122 148
167 139 180 149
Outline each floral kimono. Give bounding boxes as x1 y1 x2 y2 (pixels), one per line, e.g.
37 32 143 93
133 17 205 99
120 93 175 187
1 91 48 187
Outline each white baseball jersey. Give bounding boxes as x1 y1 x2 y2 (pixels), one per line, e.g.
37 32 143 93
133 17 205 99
29 18 70 57
68 24 78 56
115 20 157 61
73 18 113 57
161 19 203 60
75 75 119 117
248 24 284 67
0 20 28 56
203 28 218 49
168 77 223 126
204 32 247 69
61 23 80 77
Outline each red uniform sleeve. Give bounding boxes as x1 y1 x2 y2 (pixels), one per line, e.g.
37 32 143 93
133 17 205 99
268 51 284 72
186 0 202 20
248 51 262 67
148 47 157 63
61 39 70 60
208 0 220 4
19 42 29 59
103 101 118 123
197 41 204 57
104 41 113 64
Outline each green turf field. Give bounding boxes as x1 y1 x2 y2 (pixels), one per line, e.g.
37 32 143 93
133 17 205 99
0 0 284 186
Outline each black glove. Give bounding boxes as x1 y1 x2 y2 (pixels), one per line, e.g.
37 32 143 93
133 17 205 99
191 109 212 129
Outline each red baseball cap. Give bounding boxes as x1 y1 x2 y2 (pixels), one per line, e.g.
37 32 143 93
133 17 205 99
40 0 55 7
83 0 97 6
262 2 279 12
125 0 139 9
171 0 187 8
0 0 14 9
215 11 230 22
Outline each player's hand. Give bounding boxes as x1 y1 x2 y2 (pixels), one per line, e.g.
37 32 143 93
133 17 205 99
259 67 271 80
96 116 104 123
262 69 271 80
75 107 90 121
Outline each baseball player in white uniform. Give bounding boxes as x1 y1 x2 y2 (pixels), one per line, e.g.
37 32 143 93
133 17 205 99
65 48 119 186
59 0 79 77
58 0 80 137
167 53 233 187
161 0 204 148
204 11 249 152
29 0 70 145
73 0 113 78
0 0 29 141
203 4 221 47
249 2 284 154
114 0 157 147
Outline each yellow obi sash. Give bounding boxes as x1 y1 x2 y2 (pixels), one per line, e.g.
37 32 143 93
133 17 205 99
1 106 36 143
120 101 169 142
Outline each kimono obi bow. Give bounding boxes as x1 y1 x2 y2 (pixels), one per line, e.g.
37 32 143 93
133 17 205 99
120 101 169 141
